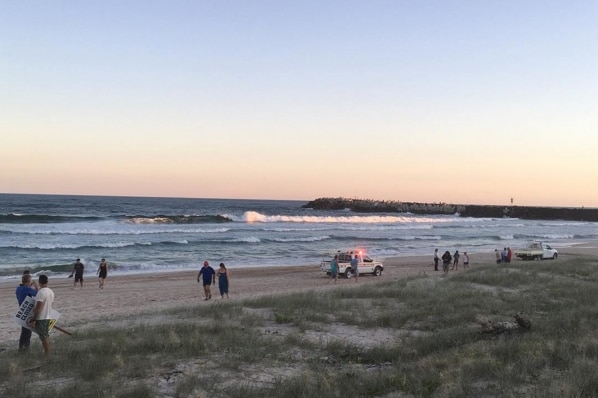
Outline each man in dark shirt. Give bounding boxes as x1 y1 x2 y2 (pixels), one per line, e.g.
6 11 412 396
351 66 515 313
71 258 85 288
197 261 216 300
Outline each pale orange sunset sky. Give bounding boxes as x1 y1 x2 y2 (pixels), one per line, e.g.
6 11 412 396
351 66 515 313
2 1 597 207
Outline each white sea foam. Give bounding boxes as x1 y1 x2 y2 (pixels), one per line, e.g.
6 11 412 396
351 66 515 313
240 211 461 224
0 226 231 235
533 234 576 239
271 236 331 243
230 237 261 243
2 242 141 250
128 217 171 224
393 235 442 241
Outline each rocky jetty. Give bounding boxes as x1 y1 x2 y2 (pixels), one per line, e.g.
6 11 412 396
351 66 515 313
302 198 598 221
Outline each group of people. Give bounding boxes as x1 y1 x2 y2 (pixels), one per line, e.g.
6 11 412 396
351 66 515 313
15 271 54 356
68 258 109 289
197 261 230 300
434 249 470 273
433 246 514 272
15 258 230 357
68 257 230 300
15 257 104 357
327 252 361 284
15 258 101 357
495 247 512 264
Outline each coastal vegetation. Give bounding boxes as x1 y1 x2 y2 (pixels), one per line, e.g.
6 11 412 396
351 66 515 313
303 197 598 221
2 256 598 397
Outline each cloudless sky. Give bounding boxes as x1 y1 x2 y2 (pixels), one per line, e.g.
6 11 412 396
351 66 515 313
2 1 597 206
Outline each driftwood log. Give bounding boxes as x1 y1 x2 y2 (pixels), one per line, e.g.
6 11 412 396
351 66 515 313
479 313 531 335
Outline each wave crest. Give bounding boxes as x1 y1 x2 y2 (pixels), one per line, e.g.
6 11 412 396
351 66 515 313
126 215 232 224
0 213 103 224
241 211 458 224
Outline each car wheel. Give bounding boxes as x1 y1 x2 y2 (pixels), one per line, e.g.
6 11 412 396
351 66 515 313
345 268 352 279
553 253 558 260
374 266 382 277
536 255 542 261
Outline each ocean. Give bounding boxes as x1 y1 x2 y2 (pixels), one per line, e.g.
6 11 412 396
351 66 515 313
1 194 597 279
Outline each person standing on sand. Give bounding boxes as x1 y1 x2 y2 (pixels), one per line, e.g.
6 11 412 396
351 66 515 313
216 263 230 299
328 255 339 284
27 274 54 357
16 272 38 352
433 248 440 271
70 258 84 288
452 250 460 270
350 254 359 283
506 247 512 263
197 261 216 300
495 249 502 264
97 258 108 289
441 251 452 274
463 252 470 269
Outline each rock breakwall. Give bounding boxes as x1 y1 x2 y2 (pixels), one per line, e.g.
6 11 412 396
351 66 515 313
302 198 598 222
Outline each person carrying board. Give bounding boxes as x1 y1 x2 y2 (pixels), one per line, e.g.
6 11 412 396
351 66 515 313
15 272 38 352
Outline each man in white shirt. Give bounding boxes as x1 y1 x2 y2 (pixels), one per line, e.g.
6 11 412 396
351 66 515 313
28 274 55 357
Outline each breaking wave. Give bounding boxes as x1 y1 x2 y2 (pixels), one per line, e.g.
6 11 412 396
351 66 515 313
239 211 460 224
126 215 232 224
0 213 104 224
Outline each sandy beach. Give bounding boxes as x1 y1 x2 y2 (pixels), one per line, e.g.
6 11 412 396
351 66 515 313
2 245 596 349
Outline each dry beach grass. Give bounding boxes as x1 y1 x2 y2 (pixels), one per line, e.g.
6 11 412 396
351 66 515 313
1 244 598 397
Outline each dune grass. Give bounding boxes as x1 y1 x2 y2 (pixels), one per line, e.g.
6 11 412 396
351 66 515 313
2 256 598 397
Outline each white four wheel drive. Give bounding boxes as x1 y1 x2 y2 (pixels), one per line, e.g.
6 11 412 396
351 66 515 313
320 251 384 278
513 242 558 261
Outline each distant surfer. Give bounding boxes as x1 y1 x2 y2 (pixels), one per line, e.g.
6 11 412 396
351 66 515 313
70 258 84 289
97 258 108 289
27 274 55 357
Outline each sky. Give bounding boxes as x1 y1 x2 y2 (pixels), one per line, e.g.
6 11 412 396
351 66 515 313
1 1 597 207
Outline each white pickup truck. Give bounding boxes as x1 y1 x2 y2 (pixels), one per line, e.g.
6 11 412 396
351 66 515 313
320 251 384 278
514 242 558 261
